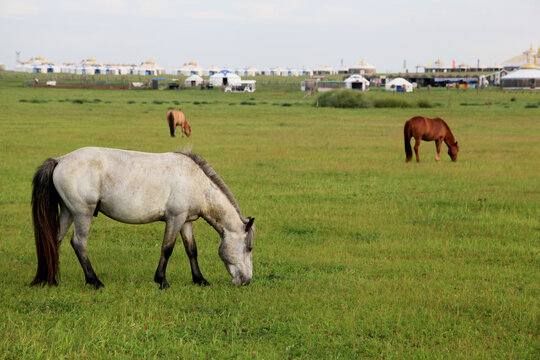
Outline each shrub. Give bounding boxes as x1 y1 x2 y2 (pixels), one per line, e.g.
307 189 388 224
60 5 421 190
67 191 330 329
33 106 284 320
71 99 87 104
373 98 411 108
317 89 372 108
152 100 166 105
281 103 292 107
524 103 538 108
510 97 516 102
172 100 180 105
240 101 256 106
127 100 136 104
417 99 435 108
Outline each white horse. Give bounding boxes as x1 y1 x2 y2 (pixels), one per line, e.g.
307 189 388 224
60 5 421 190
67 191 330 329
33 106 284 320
30 147 255 289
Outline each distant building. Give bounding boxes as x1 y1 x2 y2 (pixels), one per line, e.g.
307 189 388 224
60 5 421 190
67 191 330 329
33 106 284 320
313 65 335 75
15 56 59 73
136 60 165 76
501 62 540 90
348 59 376 75
502 45 540 71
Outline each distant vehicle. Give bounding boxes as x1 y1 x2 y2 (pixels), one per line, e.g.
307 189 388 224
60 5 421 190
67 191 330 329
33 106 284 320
224 80 256 93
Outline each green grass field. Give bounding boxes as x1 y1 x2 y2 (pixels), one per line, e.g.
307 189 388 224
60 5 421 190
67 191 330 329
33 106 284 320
0 72 538 359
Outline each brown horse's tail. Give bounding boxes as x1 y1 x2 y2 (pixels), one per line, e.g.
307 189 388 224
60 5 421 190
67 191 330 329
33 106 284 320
404 121 413 162
167 111 176 137
31 158 60 286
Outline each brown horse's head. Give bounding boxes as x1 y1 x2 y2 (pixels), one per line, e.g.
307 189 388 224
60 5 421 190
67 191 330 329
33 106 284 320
448 141 459 161
182 121 191 137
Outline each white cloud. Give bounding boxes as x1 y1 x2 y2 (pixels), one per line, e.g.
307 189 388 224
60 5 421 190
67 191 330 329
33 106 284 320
0 1 41 19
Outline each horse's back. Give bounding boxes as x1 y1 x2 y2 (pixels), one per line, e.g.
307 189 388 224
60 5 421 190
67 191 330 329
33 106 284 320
53 147 203 223
405 116 447 140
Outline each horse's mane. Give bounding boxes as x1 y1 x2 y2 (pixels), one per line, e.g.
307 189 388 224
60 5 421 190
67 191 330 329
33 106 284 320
434 117 456 145
175 151 246 222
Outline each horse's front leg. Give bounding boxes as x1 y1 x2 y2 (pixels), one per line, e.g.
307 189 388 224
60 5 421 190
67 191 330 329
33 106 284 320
154 216 185 289
180 222 210 286
414 137 421 162
435 138 443 162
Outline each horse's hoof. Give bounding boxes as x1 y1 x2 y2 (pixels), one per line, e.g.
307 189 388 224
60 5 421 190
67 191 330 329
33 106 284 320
159 282 170 290
86 279 104 289
194 278 210 286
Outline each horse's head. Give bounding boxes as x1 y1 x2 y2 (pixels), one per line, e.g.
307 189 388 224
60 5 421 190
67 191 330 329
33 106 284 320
218 217 255 285
448 141 459 161
182 121 192 137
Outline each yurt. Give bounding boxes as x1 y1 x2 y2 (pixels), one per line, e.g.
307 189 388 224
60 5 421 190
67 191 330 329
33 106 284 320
300 67 313 76
209 70 241 87
345 75 370 91
16 56 59 73
136 60 165 76
348 59 376 75
243 67 259 76
204 65 220 76
283 68 299 76
176 64 191 76
270 67 283 76
184 75 203 87
313 65 334 75
501 62 540 89
385 78 413 92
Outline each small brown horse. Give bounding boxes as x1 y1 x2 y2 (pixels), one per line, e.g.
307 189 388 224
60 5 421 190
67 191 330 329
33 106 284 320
404 116 459 162
167 109 191 137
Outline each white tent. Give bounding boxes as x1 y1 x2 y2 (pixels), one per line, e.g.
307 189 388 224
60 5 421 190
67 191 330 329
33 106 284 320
243 67 259 76
136 60 165 76
385 78 413 92
348 59 376 74
184 75 203 87
501 63 540 89
204 65 220 76
345 75 370 91
209 71 241 87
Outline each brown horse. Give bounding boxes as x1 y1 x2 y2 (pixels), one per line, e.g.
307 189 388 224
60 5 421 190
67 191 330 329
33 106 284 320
404 116 459 162
167 109 191 137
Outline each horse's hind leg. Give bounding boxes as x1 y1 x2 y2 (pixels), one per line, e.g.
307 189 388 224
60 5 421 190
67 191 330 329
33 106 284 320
58 201 73 246
71 215 104 289
180 222 209 286
154 217 184 289
414 137 421 162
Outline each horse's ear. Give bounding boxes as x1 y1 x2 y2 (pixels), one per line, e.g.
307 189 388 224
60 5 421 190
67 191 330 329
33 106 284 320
245 217 255 232
455 141 458 146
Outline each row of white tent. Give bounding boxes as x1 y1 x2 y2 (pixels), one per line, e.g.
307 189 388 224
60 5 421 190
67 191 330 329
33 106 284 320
15 57 376 77
15 58 166 76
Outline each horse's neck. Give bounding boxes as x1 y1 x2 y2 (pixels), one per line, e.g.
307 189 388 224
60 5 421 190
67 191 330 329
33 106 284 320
201 185 243 234
442 122 456 145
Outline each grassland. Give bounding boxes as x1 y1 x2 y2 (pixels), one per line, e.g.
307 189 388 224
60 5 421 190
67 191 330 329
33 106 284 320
0 72 538 359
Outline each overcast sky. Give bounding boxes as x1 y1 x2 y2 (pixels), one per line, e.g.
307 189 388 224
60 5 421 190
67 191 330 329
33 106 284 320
0 0 538 73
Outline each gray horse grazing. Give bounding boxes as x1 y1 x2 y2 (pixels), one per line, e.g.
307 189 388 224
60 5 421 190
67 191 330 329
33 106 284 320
31 147 255 289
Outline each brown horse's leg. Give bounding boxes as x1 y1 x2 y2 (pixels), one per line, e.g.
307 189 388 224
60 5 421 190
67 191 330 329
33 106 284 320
435 138 443 162
414 137 421 162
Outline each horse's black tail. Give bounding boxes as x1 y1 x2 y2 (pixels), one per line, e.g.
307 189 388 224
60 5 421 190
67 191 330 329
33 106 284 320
167 112 176 137
404 121 413 162
31 158 60 286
